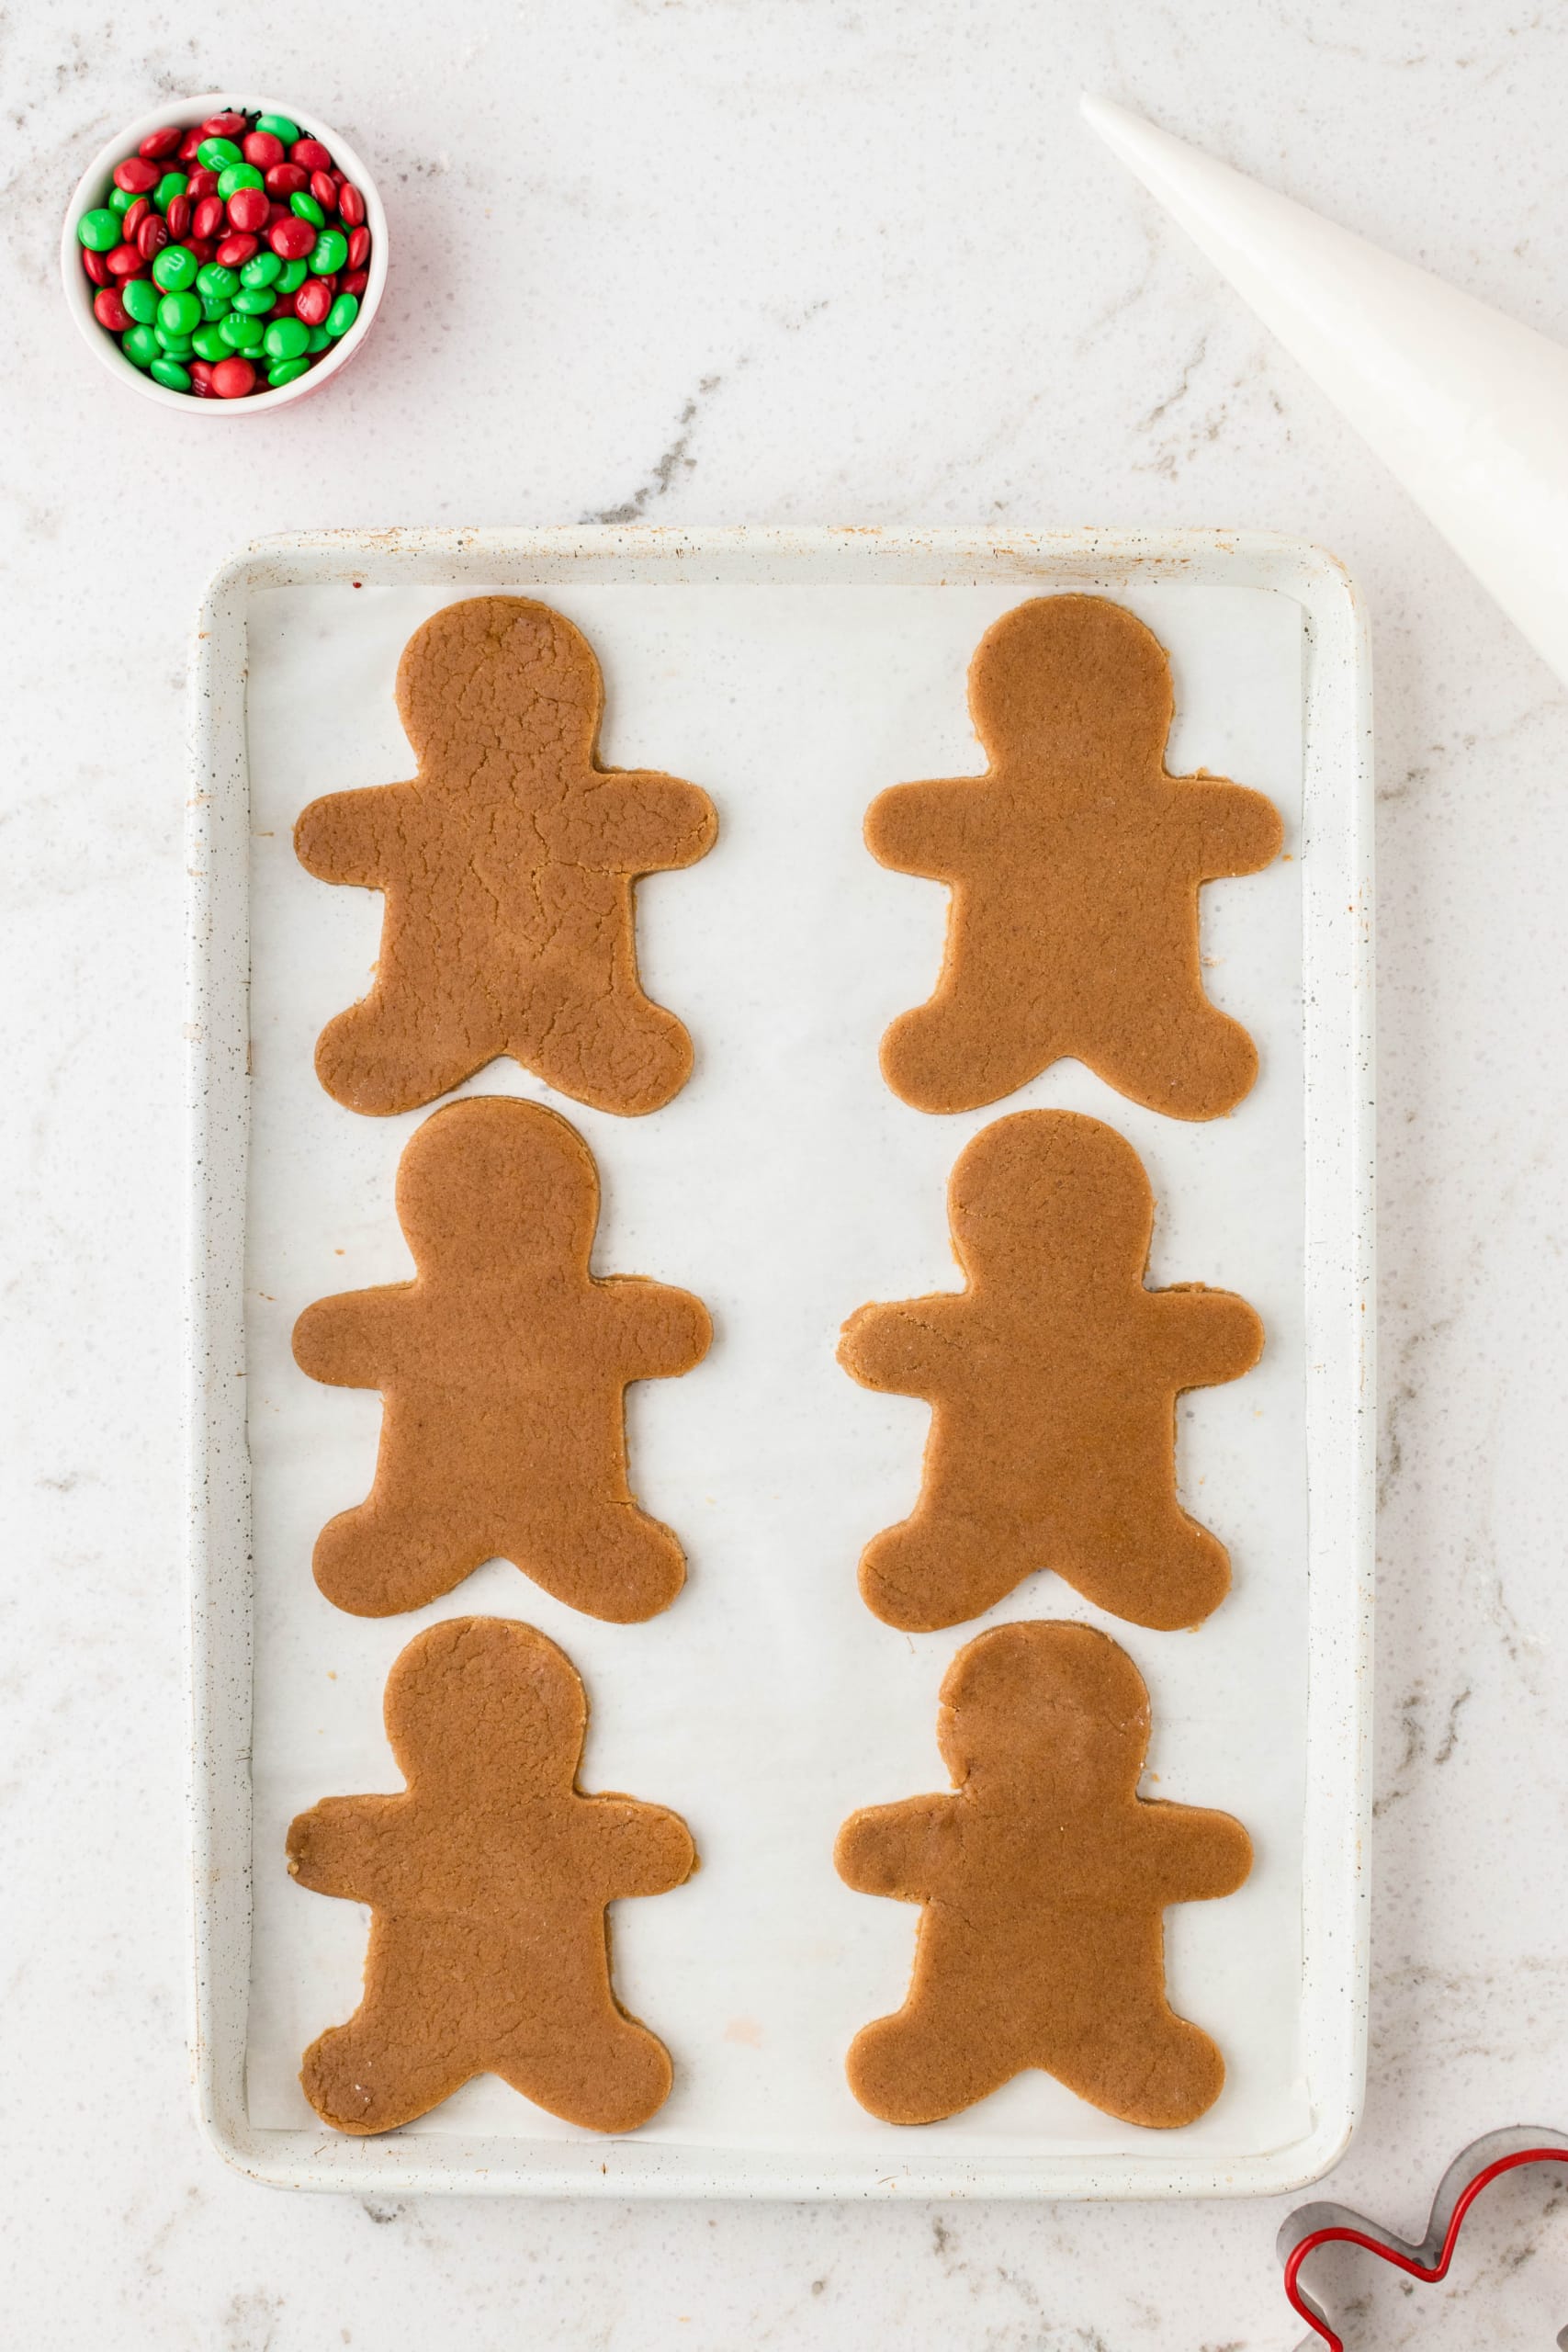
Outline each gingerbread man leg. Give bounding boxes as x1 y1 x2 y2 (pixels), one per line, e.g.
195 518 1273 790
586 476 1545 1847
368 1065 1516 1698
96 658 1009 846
1097 981 1260 1122
312 1492 480 1618
879 959 1047 1116
509 1495 688 1623
301 2007 476 2135
1060 1492 1231 1632
847 1996 1027 2126
314 978 491 1120
1043 2001 1226 2131
491 1992 674 2133
859 1509 1023 1632
526 974 694 1120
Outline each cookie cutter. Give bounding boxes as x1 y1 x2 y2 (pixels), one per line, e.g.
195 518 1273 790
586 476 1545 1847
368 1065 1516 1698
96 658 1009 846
1278 2125 1568 2350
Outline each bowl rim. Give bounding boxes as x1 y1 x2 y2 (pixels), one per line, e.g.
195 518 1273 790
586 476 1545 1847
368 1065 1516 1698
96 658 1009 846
61 90 388 415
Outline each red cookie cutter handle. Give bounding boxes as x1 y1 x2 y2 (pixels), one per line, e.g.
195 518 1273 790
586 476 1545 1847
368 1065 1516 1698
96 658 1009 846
1278 2126 1568 2351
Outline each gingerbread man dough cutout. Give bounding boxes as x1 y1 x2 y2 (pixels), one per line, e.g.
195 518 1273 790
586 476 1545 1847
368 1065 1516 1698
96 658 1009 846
296 594 718 1118
288 1615 696 2135
838 1110 1262 1632
293 1094 711 1621
868 593 1283 1120
836 1619 1252 2129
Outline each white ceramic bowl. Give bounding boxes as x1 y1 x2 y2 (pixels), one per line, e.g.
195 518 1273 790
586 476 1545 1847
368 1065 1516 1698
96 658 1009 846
61 91 388 413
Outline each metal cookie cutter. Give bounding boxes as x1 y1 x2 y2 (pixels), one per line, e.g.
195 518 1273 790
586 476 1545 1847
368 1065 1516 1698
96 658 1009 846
1278 2125 1568 2350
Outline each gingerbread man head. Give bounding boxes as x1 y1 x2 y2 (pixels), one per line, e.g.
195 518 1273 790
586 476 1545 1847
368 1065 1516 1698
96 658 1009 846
385 1614 588 1794
395 594 604 786
393 1096 601 1278
966 593 1174 781
936 1619 1151 1802
946 1109 1156 1297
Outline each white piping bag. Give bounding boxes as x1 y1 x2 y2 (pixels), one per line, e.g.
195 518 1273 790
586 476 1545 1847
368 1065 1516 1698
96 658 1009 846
1082 94 1568 687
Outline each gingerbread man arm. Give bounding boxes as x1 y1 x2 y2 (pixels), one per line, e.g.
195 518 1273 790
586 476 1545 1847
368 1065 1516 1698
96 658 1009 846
1139 1800 1253 1905
547 772 718 875
835 1795 958 1903
595 1278 713 1381
838 1296 964 1400
1176 774 1283 879
287 1795 404 1903
1145 1285 1264 1390
583 1796 697 1899
293 1285 410 1390
295 781 423 889
864 778 991 882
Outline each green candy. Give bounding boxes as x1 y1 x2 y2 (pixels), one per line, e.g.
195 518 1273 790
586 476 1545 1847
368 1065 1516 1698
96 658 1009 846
153 170 188 211
217 162 265 199
193 322 231 361
310 228 348 275
266 356 311 388
254 112 300 142
231 286 276 315
196 136 242 170
199 296 231 322
325 293 360 337
152 244 197 291
239 252 282 288
109 185 136 215
197 262 239 300
121 322 159 368
263 316 310 362
149 356 191 391
77 206 121 252
277 256 309 292
289 190 325 228
219 311 265 351
154 327 195 357
121 277 160 325
158 289 202 336
307 325 333 352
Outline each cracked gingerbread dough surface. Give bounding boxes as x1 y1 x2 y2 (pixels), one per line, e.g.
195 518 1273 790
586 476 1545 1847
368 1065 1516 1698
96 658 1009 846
296 594 717 1118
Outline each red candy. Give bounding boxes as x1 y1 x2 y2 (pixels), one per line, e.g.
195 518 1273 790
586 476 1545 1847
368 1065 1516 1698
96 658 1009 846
93 286 131 332
136 212 168 260
341 268 368 299
293 277 333 327
290 137 332 171
201 110 249 138
310 169 339 211
337 181 366 228
138 125 183 160
113 155 161 194
269 215 316 259
178 128 205 163
120 196 151 243
193 195 226 241
106 243 144 277
189 359 217 394
243 130 285 169
165 194 192 240
82 246 113 287
214 232 258 266
187 238 217 264
265 162 309 196
346 225 371 271
210 356 256 399
186 166 219 199
226 186 270 233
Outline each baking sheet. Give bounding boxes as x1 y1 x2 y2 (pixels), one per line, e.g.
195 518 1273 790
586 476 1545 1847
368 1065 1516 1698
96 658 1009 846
188 527 1372 2197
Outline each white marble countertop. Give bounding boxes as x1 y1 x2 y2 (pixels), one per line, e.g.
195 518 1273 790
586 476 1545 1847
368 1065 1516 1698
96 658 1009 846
6 3 1568 2345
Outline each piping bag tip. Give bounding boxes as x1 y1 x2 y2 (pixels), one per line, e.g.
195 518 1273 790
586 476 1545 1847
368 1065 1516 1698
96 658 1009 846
1079 95 1568 689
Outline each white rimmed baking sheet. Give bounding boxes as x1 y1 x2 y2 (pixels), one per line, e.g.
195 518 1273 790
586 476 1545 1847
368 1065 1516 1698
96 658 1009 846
189 527 1371 2197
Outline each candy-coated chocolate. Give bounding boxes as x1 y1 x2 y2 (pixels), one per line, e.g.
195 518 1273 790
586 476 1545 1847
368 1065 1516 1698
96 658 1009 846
120 195 151 243
138 126 183 161
243 130 286 169
192 196 226 241
269 215 317 261
263 315 310 361
255 113 300 143
232 285 276 315
149 356 191 390
105 243 144 278
157 288 202 335
121 323 159 366
109 186 136 216
77 207 121 252
218 162 265 199
293 276 333 328
310 227 347 275
266 356 311 386
214 232 259 267
186 167 220 200
307 324 333 352
325 291 360 337
226 186 270 233
277 255 309 291
177 129 205 164
346 225 371 271
219 310 265 351
164 194 192 241
290 189 325 228
265 162 310 197
135 212 169 260
121 276 160 323
310 170 339 212
341 267 368 299
151 243 197 290
192 322 231 360
93 285 132 332
82 245 114 286
240 250 283 287
113 156 160 194
200 111 249 139
196 136 243 171
152 171 188 210
210 355 256 398
290 136 332 172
